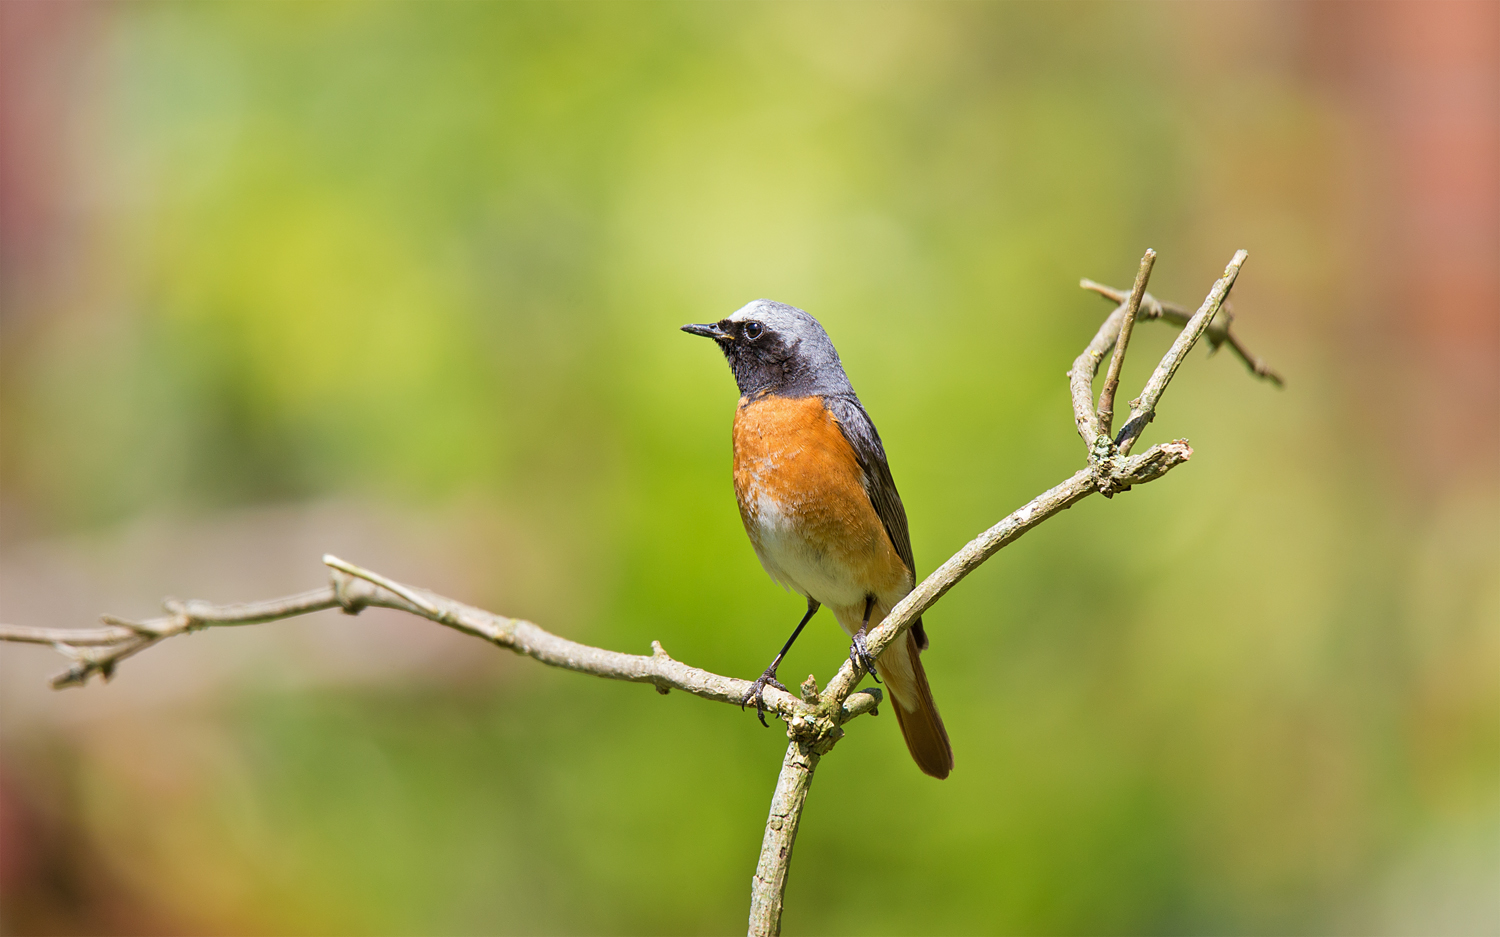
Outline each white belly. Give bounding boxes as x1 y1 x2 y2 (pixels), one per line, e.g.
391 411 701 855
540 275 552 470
743 487 871 609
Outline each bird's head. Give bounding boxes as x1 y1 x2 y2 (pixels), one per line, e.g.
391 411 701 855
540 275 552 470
681 300 853 399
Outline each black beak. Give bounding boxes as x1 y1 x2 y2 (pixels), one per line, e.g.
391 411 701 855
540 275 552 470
681 322 727 341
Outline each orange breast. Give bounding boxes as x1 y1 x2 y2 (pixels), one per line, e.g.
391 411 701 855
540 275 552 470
732 395 910 604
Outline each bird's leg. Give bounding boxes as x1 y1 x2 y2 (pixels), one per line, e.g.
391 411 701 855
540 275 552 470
848 594 883 684
743 599 820 727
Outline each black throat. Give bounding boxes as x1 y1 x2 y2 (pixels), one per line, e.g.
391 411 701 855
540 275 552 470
723 333 850 400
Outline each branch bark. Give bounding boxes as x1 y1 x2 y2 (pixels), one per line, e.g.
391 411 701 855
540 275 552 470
1097 249 1156 438
822 251 1248 715
0 249 1274 937
748 739 822 937
1113 250 1247 455
1080 272 1283 387
0 562 884 726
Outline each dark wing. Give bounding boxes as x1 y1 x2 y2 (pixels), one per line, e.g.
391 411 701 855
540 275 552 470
823 395 928 649
822 395 915 575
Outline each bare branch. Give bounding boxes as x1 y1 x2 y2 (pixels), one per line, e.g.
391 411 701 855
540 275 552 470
0 561 884 725
819 441 1194 707
1097 249 1156 438
1080 275 1283 387
5 588 345 689
1114 250 1247 455
1067 314 1114 450
822 250 1257 712
749 739 823 937
0 624 139 646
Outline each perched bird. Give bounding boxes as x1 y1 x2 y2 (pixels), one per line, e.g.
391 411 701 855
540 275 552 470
683 300 953 779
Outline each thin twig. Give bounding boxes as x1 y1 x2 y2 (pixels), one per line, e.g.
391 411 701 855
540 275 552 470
0 624 139 646
1114 250 1247 455
9 588 346 688
1080 278 1283 386
323 555 444 617
1097 249 1155 438
1067 315 1115 450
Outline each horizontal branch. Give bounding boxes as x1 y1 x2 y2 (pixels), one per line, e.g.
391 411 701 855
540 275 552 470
0 562 882 725
0 624 142 646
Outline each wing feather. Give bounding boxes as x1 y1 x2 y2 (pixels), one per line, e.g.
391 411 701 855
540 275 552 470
822 393 912 566
822 395 911 567
822 395 927 648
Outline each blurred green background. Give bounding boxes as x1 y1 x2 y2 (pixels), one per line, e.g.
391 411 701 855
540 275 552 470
1 2 1495 934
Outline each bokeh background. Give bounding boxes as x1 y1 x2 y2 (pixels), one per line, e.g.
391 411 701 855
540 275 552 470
1 2 1496 934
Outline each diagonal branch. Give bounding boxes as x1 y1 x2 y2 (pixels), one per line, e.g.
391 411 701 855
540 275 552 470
1097 249 1156 438
818 442 1193 708
820 249 1252 714
1113 250 1247 455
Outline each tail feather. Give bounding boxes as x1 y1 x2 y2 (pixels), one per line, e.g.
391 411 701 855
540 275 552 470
877 623 953 779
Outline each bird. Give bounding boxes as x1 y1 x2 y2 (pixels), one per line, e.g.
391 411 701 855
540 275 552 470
682 300 953 779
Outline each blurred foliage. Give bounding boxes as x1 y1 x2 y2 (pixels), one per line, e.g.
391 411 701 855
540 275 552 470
1 2 1495 935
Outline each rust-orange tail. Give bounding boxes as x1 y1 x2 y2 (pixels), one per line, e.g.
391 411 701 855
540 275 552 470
876 624 953 779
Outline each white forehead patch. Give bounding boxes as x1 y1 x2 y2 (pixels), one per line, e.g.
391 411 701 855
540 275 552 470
725 300 813 339
727 299 776 323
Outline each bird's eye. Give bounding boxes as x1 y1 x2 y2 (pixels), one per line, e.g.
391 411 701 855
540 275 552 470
743 321 764 341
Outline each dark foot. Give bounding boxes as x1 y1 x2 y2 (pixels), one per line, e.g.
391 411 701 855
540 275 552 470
741 668 789 727
849 630 882 683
